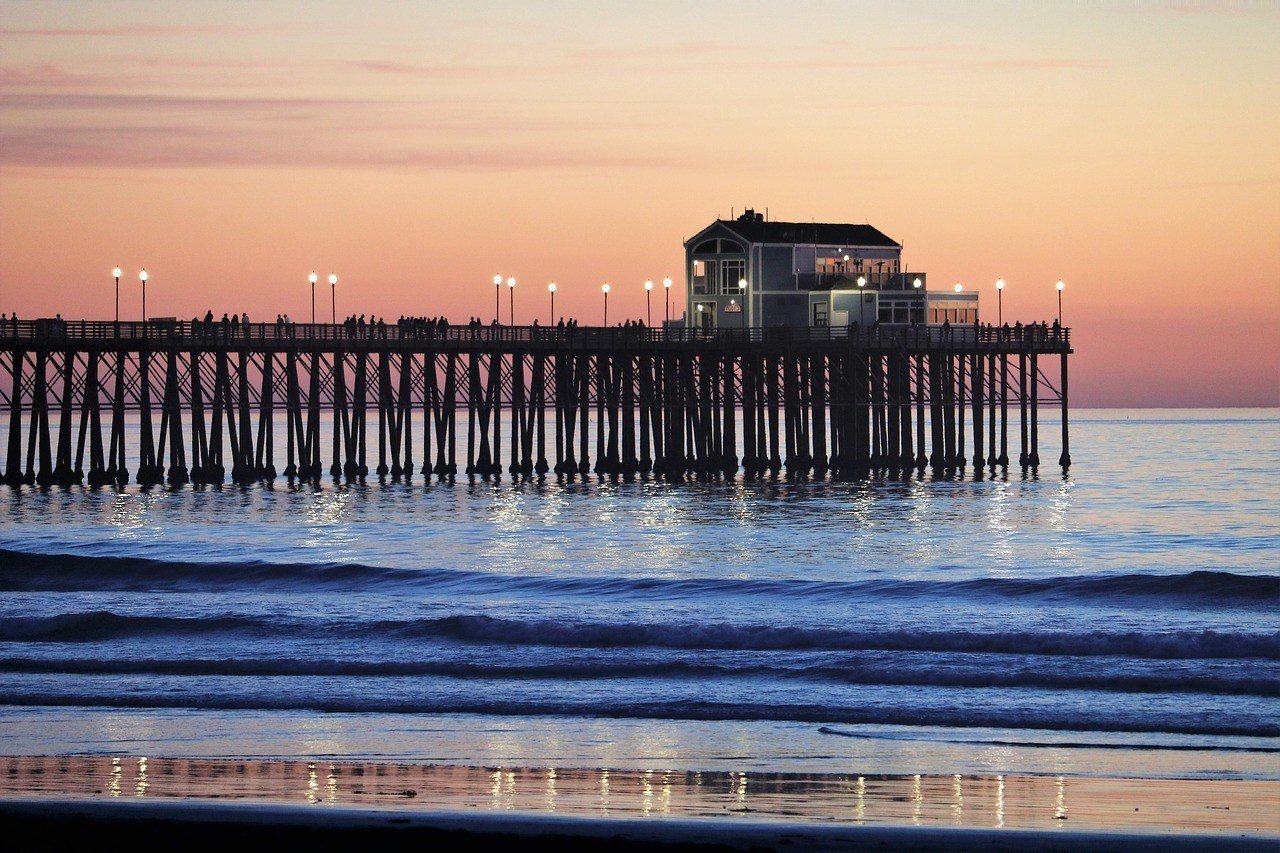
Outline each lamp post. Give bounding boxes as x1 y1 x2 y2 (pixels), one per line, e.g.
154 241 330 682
663 277 672 325
112 267 122 324
548 282 556 324
507 277 516 325
1056 280 1065 325
996 279 1005 326
329 273 337 324
492 274 502 323
139 270 149 322
644 280 653 326
309 272 318 324
601 283 610 326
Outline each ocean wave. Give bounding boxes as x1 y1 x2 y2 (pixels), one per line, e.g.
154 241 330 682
4 610 1277 660
0 655 1274 697
814 727 1280 754
0 690 1274 738
1 548 1276 608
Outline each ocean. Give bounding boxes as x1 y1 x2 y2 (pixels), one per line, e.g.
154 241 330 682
0 409 1277 783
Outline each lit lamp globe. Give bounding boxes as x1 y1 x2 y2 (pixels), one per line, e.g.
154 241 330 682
329 274 338 285
663 277 672 290
857 276 866 288
113 267 122 279
645 280 653 291
602 283 610 294
1056 280 1065 291
996 279 1005 291
913 278 922 289
139 270 148 282
954 283 963 293
507 277 516 289
738 278 747 290
493 274 503 286
309 272 318 284
548 282 557 293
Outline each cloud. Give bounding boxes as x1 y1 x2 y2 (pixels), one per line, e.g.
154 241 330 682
0 90 698 170
955 58 1110 71
351 59 565 76
0 25 236 37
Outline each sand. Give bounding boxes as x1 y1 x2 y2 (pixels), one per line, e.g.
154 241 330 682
1 754 1276 848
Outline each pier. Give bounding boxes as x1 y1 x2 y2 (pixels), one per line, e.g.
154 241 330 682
0 319 1070 487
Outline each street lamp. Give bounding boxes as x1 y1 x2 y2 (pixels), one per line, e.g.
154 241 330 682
601 283 611 325
644 280 653 326
329 273 338 324
954 283 964 293
309 272 318 324
1056 280 1065 325
139 269 149 322
857 276 866 288
493 274 502 323
663 277 672 325
995 279 1005 326
112 267 122 323
548 282 557 323
507 277 516 325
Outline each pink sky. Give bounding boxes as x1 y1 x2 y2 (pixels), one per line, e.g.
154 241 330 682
1 1 1277 406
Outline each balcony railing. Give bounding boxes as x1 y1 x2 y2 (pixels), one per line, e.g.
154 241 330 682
0 317 1070 351
813 271 925 291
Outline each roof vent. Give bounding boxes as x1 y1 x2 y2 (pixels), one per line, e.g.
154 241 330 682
738 208 764 222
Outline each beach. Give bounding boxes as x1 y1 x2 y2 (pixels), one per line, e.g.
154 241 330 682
1 754 1276 849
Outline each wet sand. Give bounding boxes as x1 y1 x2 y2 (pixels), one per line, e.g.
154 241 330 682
1 754 1276 847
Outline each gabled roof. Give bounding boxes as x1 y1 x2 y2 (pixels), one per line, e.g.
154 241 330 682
714 218 901 249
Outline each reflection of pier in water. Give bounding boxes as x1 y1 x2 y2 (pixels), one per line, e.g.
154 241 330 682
0 320 1071 487
2 755 1275 837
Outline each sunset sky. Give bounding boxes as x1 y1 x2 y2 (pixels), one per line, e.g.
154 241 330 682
1 1 1276 406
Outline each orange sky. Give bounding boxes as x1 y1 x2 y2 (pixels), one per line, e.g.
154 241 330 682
1 1 1277 406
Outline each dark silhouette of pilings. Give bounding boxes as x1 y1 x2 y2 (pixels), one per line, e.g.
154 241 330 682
0 321 1070 487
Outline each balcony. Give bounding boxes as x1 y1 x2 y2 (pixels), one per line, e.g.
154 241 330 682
812 271 926 292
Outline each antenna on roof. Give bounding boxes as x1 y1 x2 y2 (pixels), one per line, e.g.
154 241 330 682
765 207 769 221
731 207 734 220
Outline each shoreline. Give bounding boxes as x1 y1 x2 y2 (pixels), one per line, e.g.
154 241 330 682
2 797 1275 851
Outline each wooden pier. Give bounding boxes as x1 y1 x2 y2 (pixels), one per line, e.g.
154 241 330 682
0 319 1070 487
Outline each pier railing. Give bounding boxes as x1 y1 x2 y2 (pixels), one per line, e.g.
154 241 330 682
1 319 1069 352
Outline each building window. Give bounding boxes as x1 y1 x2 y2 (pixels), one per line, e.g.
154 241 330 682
693 259 713 294
718 259 745 295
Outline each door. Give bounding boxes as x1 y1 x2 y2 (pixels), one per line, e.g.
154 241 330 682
812 301 828 327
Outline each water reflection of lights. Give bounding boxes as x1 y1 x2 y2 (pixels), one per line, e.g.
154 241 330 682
911 774 922 826
599 768 609 814
854 775 866 823
1055 775 1068 824
107 491 170 536
109 756 121 797
996 774 1005 828
642 770 654 817
952 773 963 824
327 764 338 803
306 762 318 804
546 767 557 812
135 756 148 797
660 771 671 814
